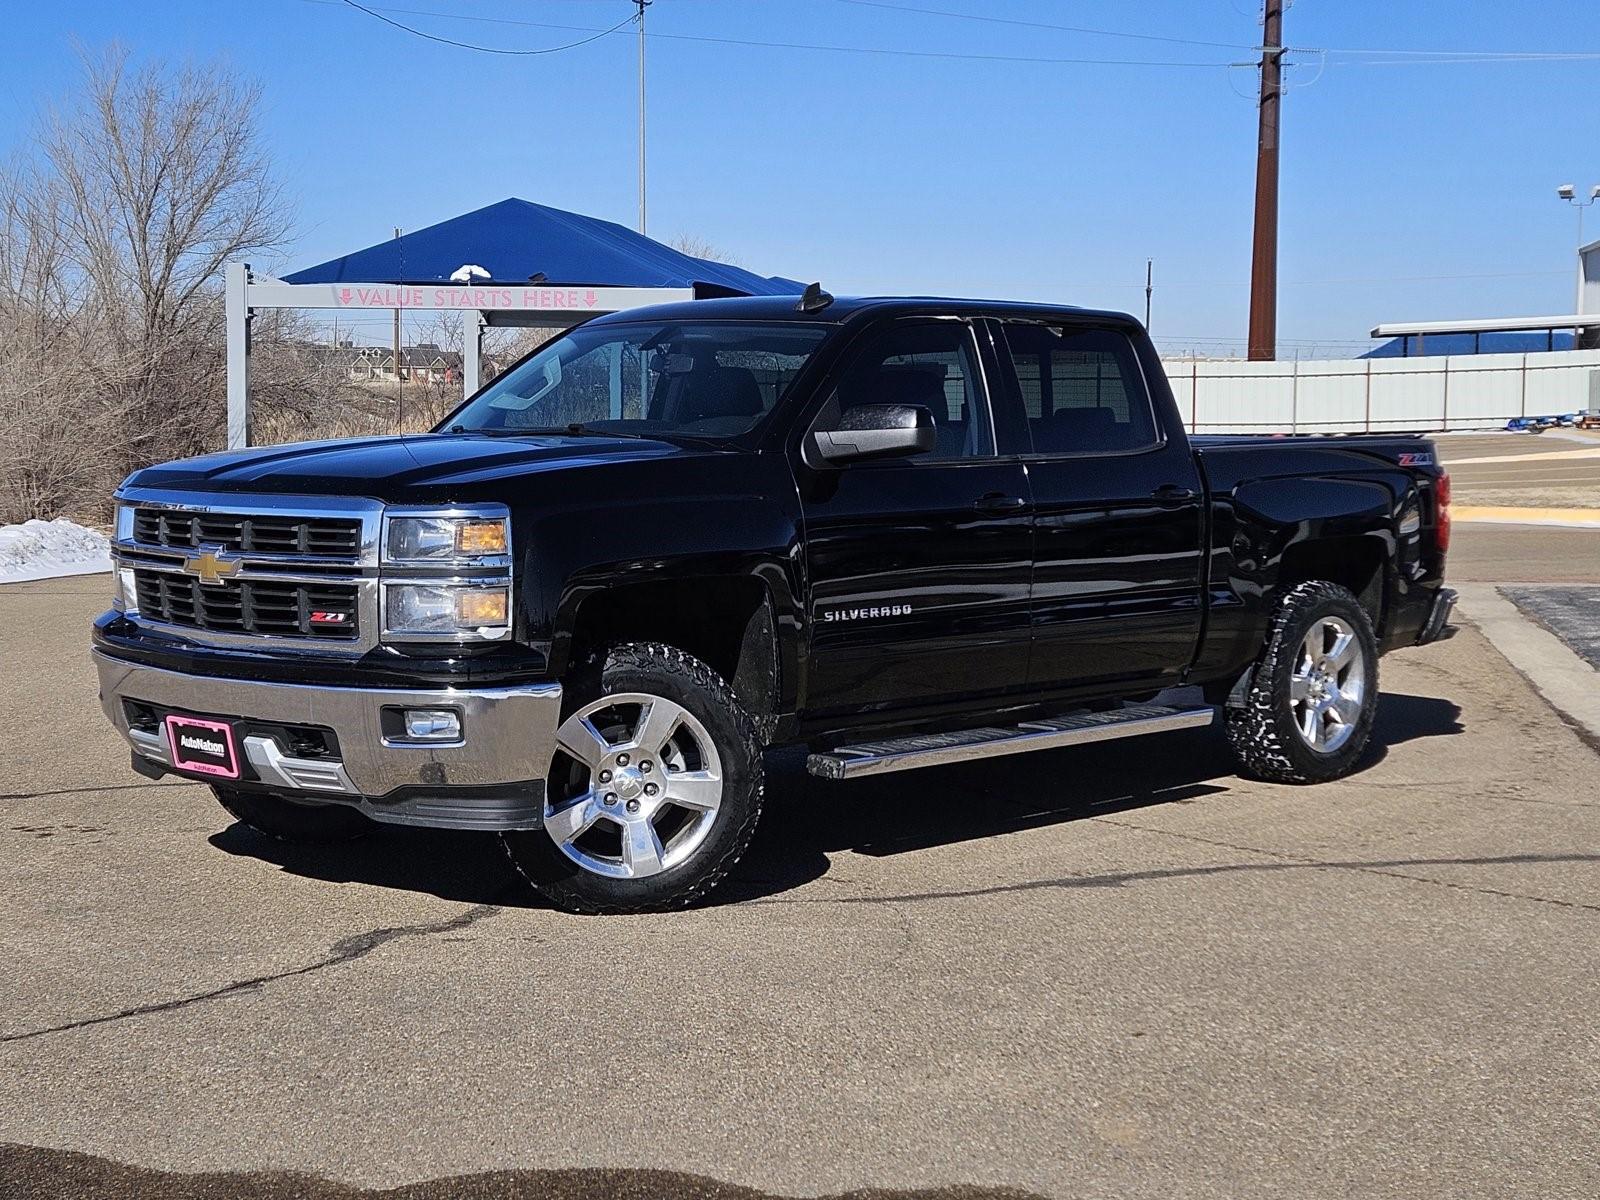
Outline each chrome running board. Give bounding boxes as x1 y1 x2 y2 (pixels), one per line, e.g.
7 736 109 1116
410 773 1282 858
805 703 1216 781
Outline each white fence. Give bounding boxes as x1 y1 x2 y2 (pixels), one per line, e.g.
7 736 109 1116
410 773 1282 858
1161 350 1600 434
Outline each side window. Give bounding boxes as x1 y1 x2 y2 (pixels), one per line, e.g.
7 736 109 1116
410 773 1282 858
1000 323 1159 455
833 323 994 459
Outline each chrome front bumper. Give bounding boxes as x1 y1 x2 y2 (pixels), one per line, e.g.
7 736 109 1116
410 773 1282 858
93 651 561 831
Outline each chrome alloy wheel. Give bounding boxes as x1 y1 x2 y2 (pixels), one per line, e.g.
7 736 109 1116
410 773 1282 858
1289 616 1366 753
544 692 724 880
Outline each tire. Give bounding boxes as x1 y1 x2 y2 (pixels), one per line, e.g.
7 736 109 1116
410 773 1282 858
1225 580 1379 784
501 642 764 915
212 785 373 843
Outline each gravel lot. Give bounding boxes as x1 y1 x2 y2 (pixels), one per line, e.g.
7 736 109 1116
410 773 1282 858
1502 586 1600 670
3 561 1599 1200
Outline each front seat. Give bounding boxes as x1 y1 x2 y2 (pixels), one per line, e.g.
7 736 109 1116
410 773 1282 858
875 365 969 456
679 365 765 431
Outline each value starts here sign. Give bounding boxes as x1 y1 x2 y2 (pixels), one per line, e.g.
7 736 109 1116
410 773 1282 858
333 286 602 311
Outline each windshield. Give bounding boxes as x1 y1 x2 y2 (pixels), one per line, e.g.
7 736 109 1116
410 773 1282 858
444 321 830 440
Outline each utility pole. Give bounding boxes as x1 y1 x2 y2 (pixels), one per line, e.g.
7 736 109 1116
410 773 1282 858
392 226 403 430
1247 0 1284 361
637 0 650 235
1144 258 1154 331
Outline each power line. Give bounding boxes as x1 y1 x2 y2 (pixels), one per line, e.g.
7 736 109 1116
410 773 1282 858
1322 52 1600 65
333 0 633 55
308 2 1600 70
299 2 1239 67
1075 269 1570 289
827 0 1600 65
1311 43 1600 59
825 0 1261 51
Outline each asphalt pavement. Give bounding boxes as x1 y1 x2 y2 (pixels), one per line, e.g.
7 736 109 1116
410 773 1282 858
1436 429 1600 509
3 561 1599 1199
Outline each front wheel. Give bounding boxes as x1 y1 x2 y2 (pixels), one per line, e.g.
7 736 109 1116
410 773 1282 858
1225 580 1379 784
501 642 765 915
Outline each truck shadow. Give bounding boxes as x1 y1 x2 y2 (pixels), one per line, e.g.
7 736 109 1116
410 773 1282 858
210 693 1463 909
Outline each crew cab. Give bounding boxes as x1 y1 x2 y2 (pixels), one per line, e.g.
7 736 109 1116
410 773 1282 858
93 294 1456 912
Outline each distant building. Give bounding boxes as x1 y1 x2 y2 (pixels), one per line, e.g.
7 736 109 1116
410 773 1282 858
314 342 463 384
1364 331 1577 359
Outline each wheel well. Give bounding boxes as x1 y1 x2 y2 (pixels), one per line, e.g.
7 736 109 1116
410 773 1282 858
565 577 779 724
1276 536 1387 627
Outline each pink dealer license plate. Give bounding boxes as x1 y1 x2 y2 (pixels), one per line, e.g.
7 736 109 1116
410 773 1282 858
164 714 240 780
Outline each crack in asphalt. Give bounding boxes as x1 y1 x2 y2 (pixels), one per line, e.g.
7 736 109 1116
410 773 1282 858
1090 817 1600 914
0 782 199 802
762 836 1600 913
0 1143 1048 1200
0 904 500 1045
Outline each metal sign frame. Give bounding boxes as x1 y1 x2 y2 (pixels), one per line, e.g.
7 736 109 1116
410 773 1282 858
225 262 694 448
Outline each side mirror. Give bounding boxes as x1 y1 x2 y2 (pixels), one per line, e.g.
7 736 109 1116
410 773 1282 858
811 404 936 465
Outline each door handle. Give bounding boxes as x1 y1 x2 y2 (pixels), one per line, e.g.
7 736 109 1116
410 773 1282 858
974 493 1028 514
1152 484 1198 506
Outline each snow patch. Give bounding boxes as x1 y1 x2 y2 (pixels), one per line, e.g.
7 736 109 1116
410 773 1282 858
0 518 113 583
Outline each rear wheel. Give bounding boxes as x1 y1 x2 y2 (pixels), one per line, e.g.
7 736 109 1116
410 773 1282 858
212 785 372 843
1225 580 1379 784
501 642 764 915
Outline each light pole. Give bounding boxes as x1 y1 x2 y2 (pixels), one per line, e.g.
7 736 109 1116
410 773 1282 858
636 0 651 235
1557 183 1600 319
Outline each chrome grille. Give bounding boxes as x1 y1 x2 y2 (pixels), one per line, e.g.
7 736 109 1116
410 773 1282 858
132 508 360 557
132 571 360 640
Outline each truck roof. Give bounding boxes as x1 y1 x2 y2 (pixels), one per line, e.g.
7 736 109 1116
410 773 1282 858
586 294 1139 328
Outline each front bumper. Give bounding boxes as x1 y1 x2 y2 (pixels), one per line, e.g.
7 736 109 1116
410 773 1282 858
94 650 560 831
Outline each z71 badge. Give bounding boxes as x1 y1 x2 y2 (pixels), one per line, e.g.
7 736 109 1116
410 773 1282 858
1397 451 1433 467
822 604 913 622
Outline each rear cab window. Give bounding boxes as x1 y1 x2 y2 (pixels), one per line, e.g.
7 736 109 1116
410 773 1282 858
996 322 1160 456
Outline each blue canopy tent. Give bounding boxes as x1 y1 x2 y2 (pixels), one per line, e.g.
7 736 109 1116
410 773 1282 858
224 199 804 446
284 197 802 298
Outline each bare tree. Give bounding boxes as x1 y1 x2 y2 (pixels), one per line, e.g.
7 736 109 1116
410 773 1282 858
0 164 109 519
42 46 290 471
0 46 292 521
667 233 741 266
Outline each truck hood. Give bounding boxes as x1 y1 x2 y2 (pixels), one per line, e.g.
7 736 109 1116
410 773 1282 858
124 432 715 500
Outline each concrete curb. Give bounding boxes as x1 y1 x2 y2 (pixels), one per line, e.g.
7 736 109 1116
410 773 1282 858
1454 582 1600 747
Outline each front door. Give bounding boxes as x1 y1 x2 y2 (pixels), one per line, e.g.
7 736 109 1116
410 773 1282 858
985 318 1205 697
795 319 1034 725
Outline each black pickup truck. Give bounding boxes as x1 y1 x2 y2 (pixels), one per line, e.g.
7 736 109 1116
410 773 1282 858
93 294 1456 913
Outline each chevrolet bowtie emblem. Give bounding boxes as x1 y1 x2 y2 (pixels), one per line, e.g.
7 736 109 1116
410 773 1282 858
182 547 243 587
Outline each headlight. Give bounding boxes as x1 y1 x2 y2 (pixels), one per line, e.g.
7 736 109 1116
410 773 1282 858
385 515 508 563
384 583 511 639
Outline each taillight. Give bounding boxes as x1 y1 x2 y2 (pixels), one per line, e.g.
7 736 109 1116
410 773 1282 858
1435 472 1451 554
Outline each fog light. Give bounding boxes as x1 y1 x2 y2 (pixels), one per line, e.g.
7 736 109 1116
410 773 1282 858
455 588 508 626
403 709 461 741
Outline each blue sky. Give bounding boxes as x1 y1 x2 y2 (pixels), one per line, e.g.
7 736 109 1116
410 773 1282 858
4 0 1599 356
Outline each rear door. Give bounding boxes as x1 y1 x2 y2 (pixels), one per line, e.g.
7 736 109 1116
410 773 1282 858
794 318 1034 724
986 318 1204 696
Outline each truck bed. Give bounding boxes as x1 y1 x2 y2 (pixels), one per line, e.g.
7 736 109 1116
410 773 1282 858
1190 433 1440 485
